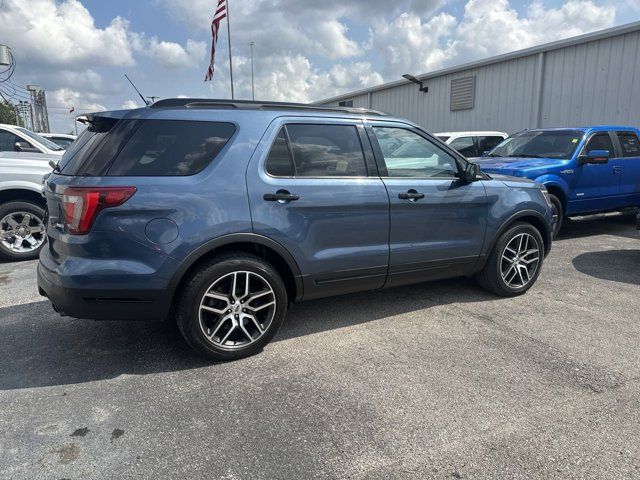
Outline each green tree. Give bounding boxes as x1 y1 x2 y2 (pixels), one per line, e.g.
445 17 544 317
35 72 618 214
0 100 23 126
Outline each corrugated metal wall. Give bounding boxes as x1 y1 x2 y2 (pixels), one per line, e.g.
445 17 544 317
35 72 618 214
321 29 640 134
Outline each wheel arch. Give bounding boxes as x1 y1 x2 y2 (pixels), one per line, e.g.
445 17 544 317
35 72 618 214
486 210 552 260
169 233 304 307
0 187 46 209
534 175 569 212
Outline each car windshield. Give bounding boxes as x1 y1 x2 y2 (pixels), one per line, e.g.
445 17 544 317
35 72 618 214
16 127 64 151
488 130 584 159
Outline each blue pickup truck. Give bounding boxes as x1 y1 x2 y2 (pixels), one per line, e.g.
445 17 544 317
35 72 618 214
476 126 640 236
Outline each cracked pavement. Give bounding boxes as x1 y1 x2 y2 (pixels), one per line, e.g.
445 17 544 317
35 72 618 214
1 215 639 479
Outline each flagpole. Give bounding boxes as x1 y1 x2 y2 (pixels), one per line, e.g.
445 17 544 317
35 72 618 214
227 0 234 99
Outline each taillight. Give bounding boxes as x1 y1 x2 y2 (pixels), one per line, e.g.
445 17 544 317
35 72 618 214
61 187 136 235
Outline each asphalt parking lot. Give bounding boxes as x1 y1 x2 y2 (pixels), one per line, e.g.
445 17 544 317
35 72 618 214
1 216 639 479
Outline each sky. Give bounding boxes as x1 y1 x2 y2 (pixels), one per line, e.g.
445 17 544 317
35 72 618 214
1 0 639 133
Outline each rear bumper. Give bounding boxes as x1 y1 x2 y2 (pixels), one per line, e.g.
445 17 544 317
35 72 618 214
37 252 171 321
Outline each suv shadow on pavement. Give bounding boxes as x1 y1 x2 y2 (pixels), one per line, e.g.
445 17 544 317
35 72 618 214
572 249 640 286
1 277 495 390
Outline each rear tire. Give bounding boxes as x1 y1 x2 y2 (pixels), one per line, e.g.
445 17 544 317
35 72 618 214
0 201 47 261
176 252 287 361
476 222 544 297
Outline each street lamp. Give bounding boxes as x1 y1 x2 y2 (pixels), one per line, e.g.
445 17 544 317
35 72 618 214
249 41 256 101
402 74 428 93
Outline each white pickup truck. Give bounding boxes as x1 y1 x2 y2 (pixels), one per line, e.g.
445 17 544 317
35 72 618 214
0 151 56 261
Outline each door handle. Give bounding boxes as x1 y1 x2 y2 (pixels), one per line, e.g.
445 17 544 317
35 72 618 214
263 190 299 202
613 166 621 174
398 190 425 201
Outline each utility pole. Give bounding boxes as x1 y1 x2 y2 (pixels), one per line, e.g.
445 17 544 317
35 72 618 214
249 41 255 100
227 0 234 99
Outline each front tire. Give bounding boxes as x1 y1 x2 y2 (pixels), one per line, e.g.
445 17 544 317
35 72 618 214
176 252 288 361
549 194 563 238
476 222 544 297
0 201 47 261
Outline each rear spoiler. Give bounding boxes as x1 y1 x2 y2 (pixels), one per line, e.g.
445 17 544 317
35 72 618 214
77 109 132 125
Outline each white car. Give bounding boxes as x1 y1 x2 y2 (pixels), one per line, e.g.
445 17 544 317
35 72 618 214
40 133 77 149
435 131 508 160
0 123 65 156
0 151 55 261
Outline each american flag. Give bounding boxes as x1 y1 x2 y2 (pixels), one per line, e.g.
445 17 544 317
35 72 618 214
204 0 227 81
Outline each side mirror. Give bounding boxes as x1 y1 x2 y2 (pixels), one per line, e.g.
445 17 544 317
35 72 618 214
579 149 610 165
461 162 480 183
14 141 40 153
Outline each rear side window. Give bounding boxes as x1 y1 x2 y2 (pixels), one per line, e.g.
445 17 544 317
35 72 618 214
287 124 366 177
617 132 640 157
108 120 235 176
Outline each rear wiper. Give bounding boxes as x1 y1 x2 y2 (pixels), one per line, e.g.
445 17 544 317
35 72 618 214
48 160 61 173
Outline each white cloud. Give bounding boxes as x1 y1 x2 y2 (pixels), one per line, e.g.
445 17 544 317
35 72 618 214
122 100 142 109
0 0 134 67
367 0 616 80
132 36 207 69
50 88 106 112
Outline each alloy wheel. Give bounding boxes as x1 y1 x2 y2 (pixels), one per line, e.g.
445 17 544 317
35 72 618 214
500 232 541 289
198 271 277 350
0 211 46 254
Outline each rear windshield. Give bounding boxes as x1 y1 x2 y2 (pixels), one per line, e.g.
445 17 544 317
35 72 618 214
488 130 583 159
59 119 235 176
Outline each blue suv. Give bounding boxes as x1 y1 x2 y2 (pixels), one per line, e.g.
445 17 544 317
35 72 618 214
38 99 553 360
476 127 640 236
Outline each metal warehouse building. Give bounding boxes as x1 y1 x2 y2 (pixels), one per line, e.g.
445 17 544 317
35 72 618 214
317 22 640 133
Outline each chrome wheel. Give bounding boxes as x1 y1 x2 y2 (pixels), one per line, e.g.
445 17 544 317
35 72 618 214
198 271 276 350
500 233 541 289
0 211 46 254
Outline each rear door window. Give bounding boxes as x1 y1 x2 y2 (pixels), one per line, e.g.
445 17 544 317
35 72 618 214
479 135 505 152
107 120 235 176
616 132 640 157
285 124 367 177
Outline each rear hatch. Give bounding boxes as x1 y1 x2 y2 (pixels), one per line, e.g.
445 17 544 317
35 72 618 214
43 111 136 262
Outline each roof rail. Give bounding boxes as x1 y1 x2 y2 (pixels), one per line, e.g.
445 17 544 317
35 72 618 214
150 98 387 116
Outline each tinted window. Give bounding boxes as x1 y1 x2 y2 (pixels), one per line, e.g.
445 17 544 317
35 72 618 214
584 133 614 155
489 130 583 159
286 124 366 177
59 117 120 174
374 127 458 178
108 120 235 176
617 132 640 157
449 136 478 157
0 130 20 152
265 128 293 176
479 135 504 152
436 135 450 142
